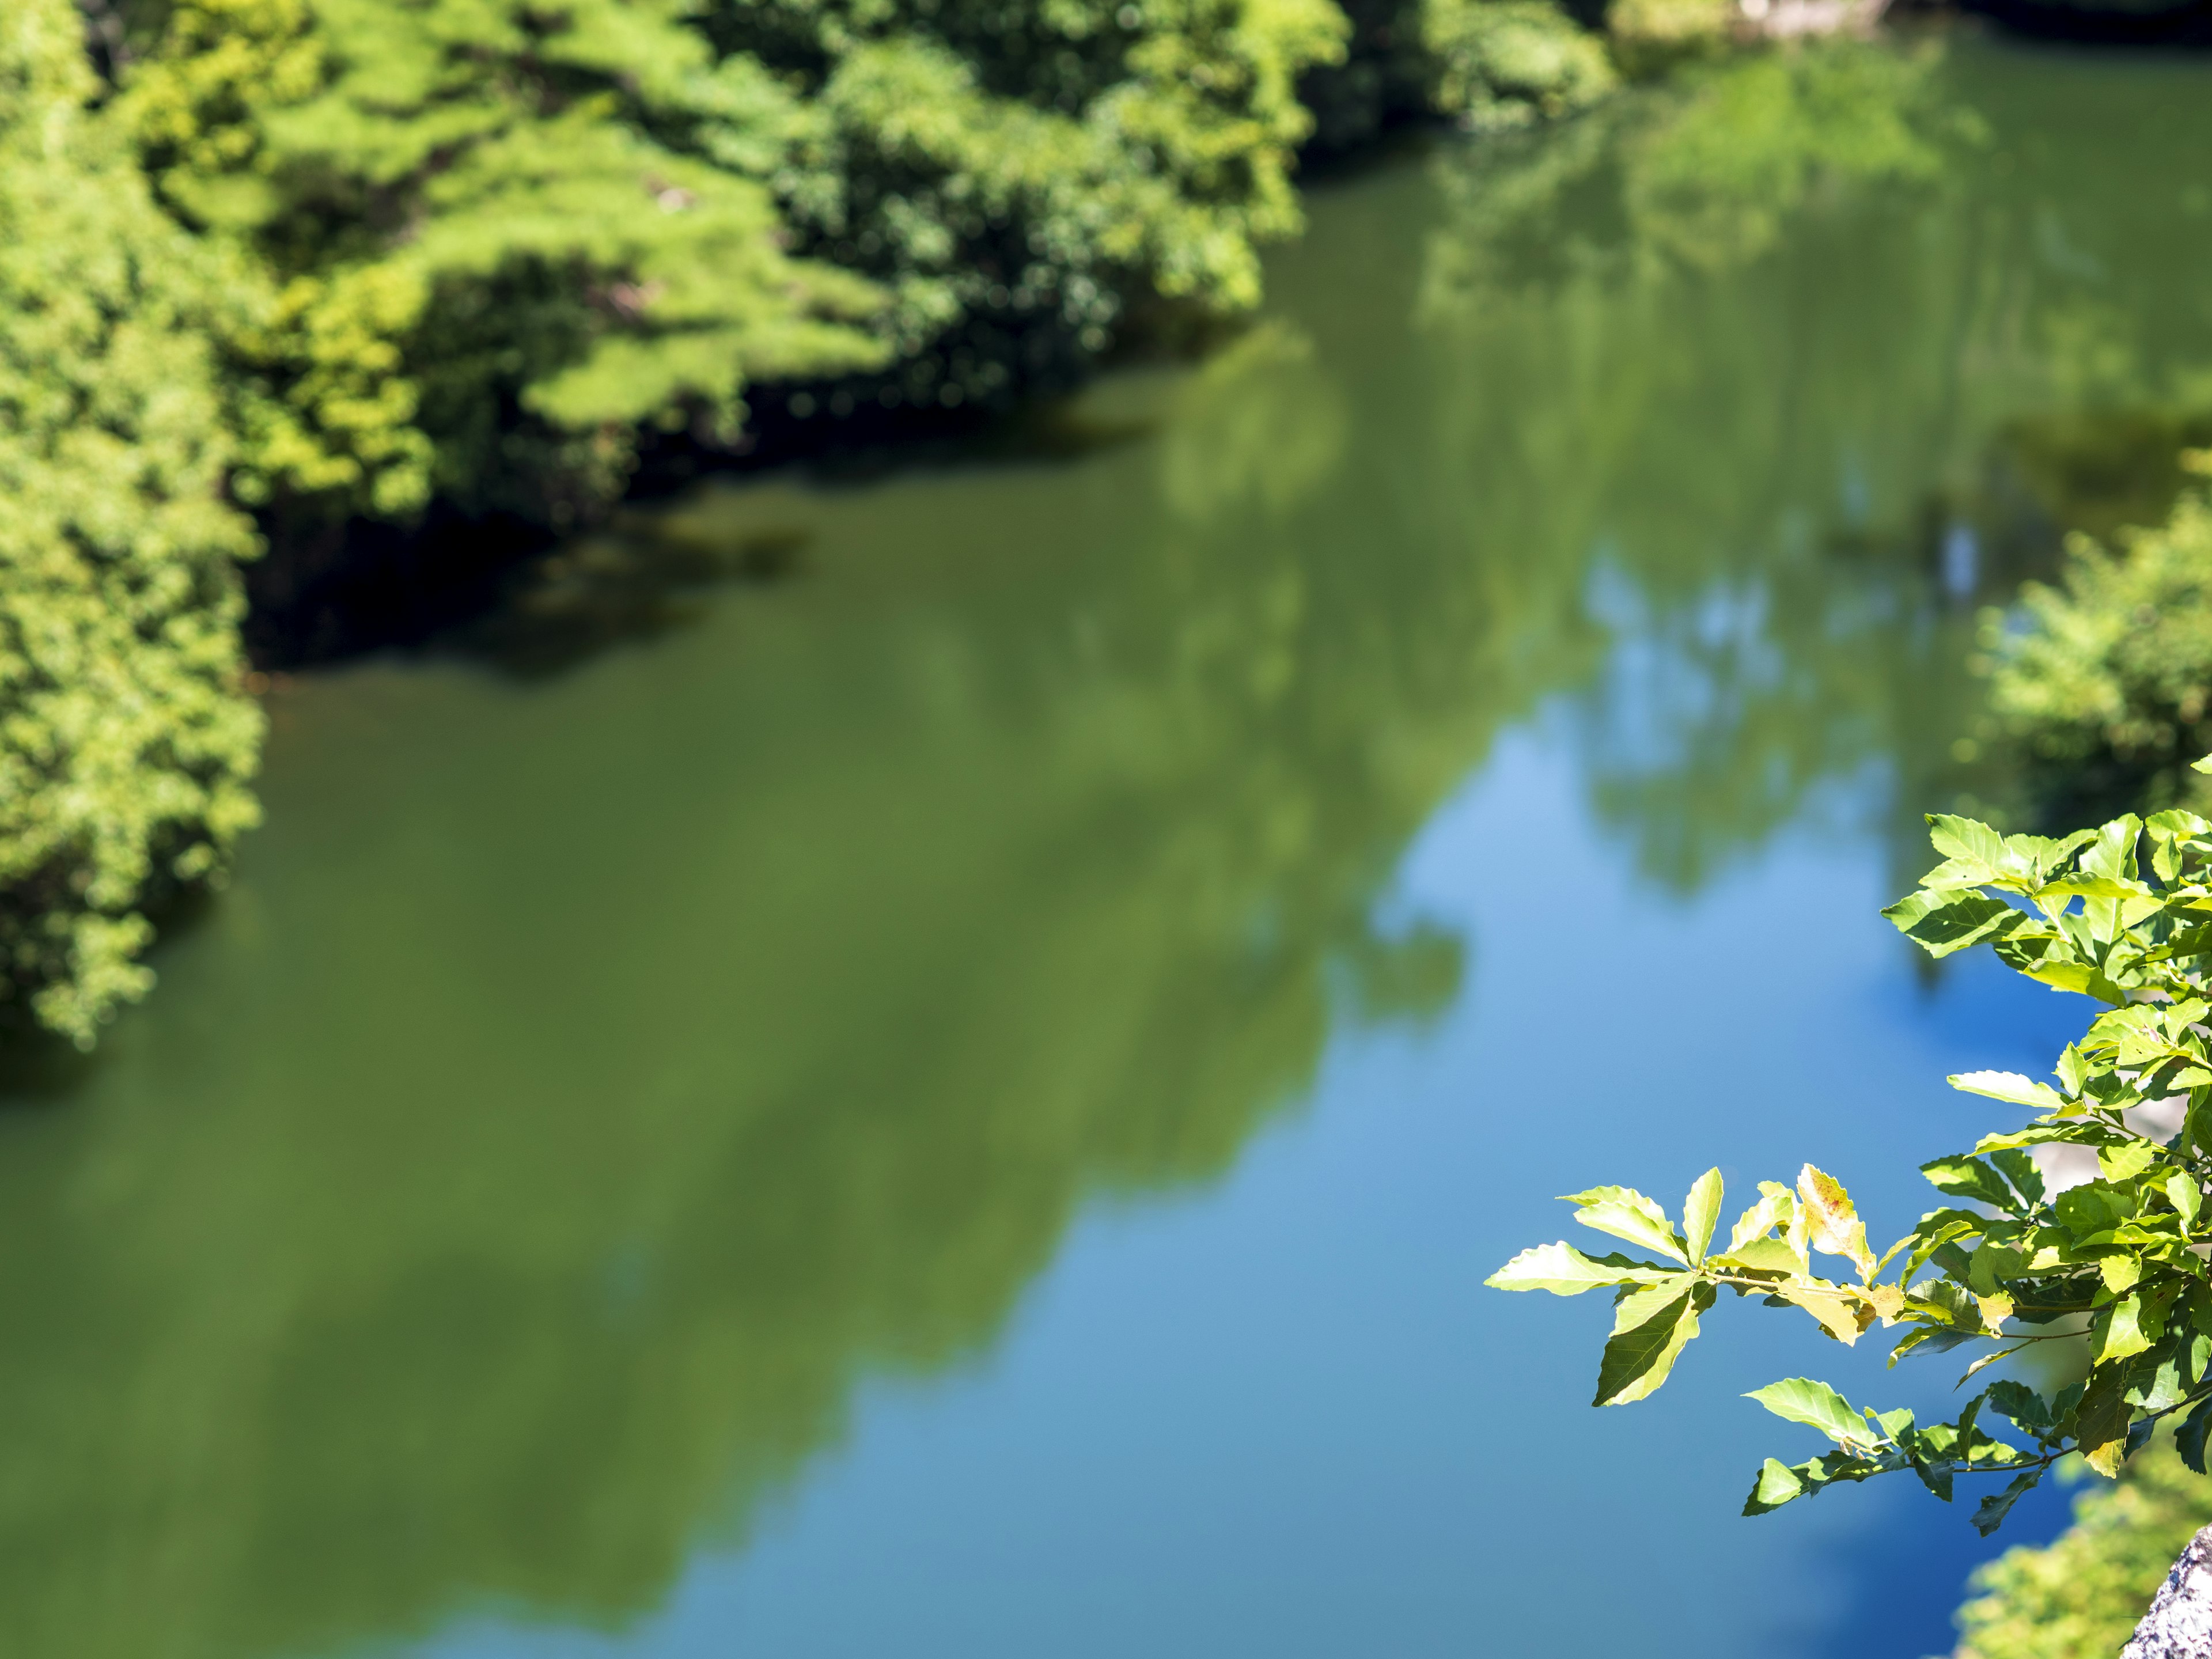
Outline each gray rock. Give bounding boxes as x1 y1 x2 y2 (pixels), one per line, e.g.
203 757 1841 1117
2124 1527 2212 1659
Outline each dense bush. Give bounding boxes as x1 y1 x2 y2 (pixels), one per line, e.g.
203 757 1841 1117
0 0 262 1046
0 0 1617 1044
107 0 1357 524
1984 479 2212 823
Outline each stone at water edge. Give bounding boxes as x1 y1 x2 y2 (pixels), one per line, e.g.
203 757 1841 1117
2124 1526 2212 1659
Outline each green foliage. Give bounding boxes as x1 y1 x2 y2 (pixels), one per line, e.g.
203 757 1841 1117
1984 478 2212 824
1953 1441 2211 1659
1420 0 1615 132
0 0 263 1045
1491 790 2212 1529
109 0 1356 524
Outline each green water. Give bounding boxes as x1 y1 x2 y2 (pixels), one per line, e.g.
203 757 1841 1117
9 31 2212 1659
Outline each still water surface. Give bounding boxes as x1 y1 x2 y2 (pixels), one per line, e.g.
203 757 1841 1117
9 29 2212 1659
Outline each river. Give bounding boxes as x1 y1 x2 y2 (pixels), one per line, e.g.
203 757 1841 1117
6 26 2212 1659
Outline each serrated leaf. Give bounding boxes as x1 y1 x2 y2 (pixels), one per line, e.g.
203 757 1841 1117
1777 1279 1872 1345
1884 889 2021 958
1929 815 2013 874
1592 1281 1708 1407
1798 1165 1874 1277
1990 1149 2046 1207
1727 1190 1786 1254
1743 1457 1806 1515
1484 1240 1675 1296
1985 1380 2050 1433
1921 1156 2014 1209
1745 1377 1872 1447
1948 1071 2070 1112
2179 1395 2212 1475
1681 1168 1722 1266
1712 1236 1798 1275
1972 1469 2043 1536
2171 1171 2203 1230
2098 1141 2160 1183
1561 1186 1687 1264
2075 1365 2132 1477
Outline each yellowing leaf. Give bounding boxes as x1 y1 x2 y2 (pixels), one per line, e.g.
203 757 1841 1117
1974 1292 2014 1332
1797 1165 1874 1278
1726 1189 1786 1253
1776 1279 1872 1346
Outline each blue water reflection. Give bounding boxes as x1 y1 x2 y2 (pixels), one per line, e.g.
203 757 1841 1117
410 726 2075 1659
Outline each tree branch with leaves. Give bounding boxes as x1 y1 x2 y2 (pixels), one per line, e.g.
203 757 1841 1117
1490 759 2212 1536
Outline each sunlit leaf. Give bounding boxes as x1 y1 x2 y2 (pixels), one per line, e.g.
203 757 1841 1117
1681 1168 1722 1266
1484 1241 1675 1296
1947 1071 2070 1112
1559 1186 1687 1264
1741 1457 1806 1516
1920 1156 2014 1209
2170 1171 2203 1230
1745 1377 1872 1448
1776 1279 1871 1345
1797 1165 1873 1277
1592 1281 1708 1407
1988 1149 2046 1208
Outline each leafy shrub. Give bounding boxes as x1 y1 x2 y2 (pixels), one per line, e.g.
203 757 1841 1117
0 0 263 1044
1490 800 2212 1532
110 0 1353 525
1953 1442 2210 1659
1984 481 2212 824
1422 0 1615 130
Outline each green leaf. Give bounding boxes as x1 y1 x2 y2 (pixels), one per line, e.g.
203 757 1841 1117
1884 889 2021 957
2178 1394 2212 1475
1712 1236 1798 1275
1948 1071 2070 1112
1972 1469 2043 1536
1726 1185 1793 1255
1984 1380 2050 1434
1745 1377 1874 1448
1682 1168 1723 1266
1920 1156 2016 1210
2075 1365 2133 1477
1742 1457 1806 1516
1560 1186 1687 1264
1484 1240 1675 1296
2081 815 2144 884
2170 1171 2203 1230
2098 1141 2160 1183
1928 815 2013 876
1592 1280 1709 1407
1988 1148 2046 1207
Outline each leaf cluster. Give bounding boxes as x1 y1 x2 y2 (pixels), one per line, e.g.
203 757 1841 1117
1491 791 2212 1528
0 0 263 1045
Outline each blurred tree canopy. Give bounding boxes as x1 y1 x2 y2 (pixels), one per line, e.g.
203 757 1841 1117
0 0 263 1046
0 0 1613 1041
